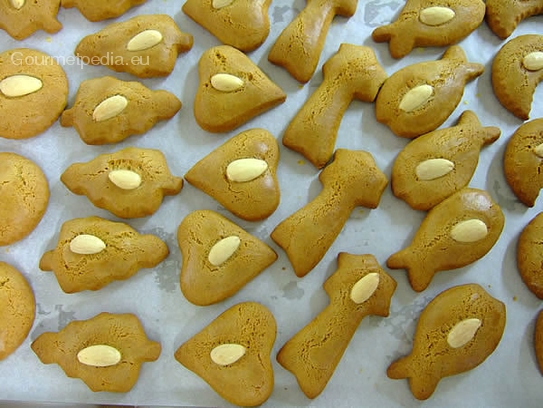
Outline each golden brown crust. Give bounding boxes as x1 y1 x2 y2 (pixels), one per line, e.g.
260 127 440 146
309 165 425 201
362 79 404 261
486 0 543 39
517 213 543 299
0 0 61 40
61 0 147 22
535 311 543 375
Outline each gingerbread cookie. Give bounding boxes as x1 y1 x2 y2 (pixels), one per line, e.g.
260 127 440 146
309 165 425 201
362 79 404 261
184 128 280 221
177 210 277 306
61 76 182 145
61 147 183 219
492 34 543 120
277 253 396 399
0 262 35 360
174 302 276 406
503 119 543 207
517 213 543 299
0 0 61 40
0 152 49 246
388 284 506 400
0 48 68 139
194 45 286 133
372 0 485 59
40 216 169 293
375 46 484 138
32 312 161 392
268 0 357 83
61 0 147 22
283 44 388 169
392 111 500 210
271 150 388 278
535 310 543 375
387 188 505 292
182 0 272 52
486 0 543 39
75 14 194 78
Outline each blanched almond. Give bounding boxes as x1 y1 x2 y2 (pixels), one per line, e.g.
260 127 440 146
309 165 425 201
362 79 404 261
69 234 106 255
77 344 122 367
210 343 246 366
534 143 543 158
226 158 268 182
523 51 543 71
399 84 433 112
419 6 455 26
450 219 488 243
0 75 43 98
447 318 481 348
415 158 455 181
92 95 128 122
350 273 380 304
108 169 142 190
10 0 25 9
212 0 235 9
126 30 163 52
211 73 244 92
208 236 241 266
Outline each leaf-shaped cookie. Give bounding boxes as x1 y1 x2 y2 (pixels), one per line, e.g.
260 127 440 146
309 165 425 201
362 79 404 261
486 0 543 39
61 76 181 145
61 0 147 22
0 0 61 40
39 216 169 293
194 45 286 132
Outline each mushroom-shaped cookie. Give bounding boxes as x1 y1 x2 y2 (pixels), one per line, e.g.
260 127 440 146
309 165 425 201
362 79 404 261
61 76 182 145
177 210 277 306
492 34 543 120
535 310 543 375
182 0 272 52
0 262 35 360
375 46 483 138
503 119 543 207
61 147 183 219
392 111 500 210
39 216 169 293
486 0 543 39
388 284 506 400
194 45 286 133
174 302 276 406
0 0 61 40
387 188 505 292
184 128 280 221
75 14 194 78
277 253 396 399
32 312 161 392
0 48 68 139
61 0 147 22
517 213 543 299
372 0 485 59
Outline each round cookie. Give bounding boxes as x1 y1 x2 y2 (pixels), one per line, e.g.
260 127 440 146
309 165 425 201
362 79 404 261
0 48 68 139
0 262 36 360
0 152 50 246
517 212 543 299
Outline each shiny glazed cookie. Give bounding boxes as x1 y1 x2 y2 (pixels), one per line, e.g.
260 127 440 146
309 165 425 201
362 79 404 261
75 14 194 78
517 213 543 299
61 76 182 145
61 147 183 219
177 210 277 306
0 152 49 246
387 284 506 400
0 262 35 360
31 312 161 392
372 0 485 59
0 0 61 40
61 0 147 22
492 34 543 120
375 46 484 138
182 0 272 52
387 188 505 291
174 302 276 407
277 253 396 399
486 0 543 39
0 48 68 139
39 216 169 293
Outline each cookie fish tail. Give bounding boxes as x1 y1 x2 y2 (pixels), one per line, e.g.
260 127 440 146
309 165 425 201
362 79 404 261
458 111 501 145
387 249 435 292
442 45 466 63
388 356 439 400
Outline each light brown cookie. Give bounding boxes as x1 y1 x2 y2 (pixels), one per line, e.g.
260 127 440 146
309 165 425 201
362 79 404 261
0 262 35 360
0 48 68 139
0 152 49 246
372 0 485 59
535 310 543 375
277 253 396 399
194 45 286 133
492 34 543 120
503 119 543 207
0 0 61 40
31 312 161 392
184 128 280 221
174 302 276 406
61 0 147 22
177 210 277 306
61 76 181 145
486 0 543 39
388 284 506 400
271 149 388 278
182 0 272 52
387 188 505 292
61 147 183 219
517 213 543 299
39 216 169 293
75 14 194 78
283 44 388 169
392 111 500 210
375 46 484 138
268 0 358 83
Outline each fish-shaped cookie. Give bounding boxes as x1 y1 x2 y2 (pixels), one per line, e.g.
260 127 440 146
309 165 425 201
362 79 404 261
486 0 543 39
387 284 506 400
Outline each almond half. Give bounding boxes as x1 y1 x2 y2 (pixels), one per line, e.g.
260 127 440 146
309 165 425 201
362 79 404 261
226 158 268 182
212 0 235 9
210 343 246 366
126 29 163 52
10 0 25 9
0 75 43 98
108 169 142 190
450 219 488 243
92 95 128 122
211 73 244 92
208 236 241 266
350 273 380 304
77 344 122 367
69 234 106 255
447 318 481 348
415 158 455 181
534 143 543 158
523 51 543 71
419 6 455 26
399 84 433 112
